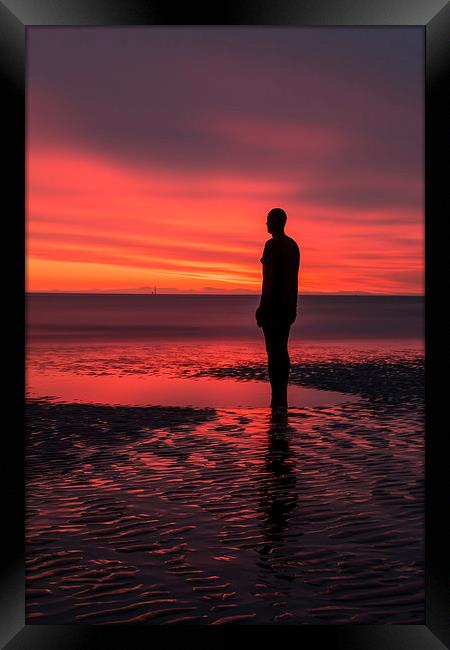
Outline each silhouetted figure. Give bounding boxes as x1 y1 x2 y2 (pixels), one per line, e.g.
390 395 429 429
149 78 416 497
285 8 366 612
256 208 300 408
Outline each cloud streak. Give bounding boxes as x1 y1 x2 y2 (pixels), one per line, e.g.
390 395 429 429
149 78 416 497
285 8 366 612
27 27 424 294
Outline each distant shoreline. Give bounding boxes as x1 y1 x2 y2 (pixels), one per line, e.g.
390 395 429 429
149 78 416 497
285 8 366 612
26 292 424 298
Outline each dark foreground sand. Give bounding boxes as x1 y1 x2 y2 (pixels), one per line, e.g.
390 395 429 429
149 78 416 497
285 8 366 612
26 357 424 624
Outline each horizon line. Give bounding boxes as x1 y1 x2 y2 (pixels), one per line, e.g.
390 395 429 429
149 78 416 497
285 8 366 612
26 291 424 297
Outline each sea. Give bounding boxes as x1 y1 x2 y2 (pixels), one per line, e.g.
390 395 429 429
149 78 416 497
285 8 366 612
26 293 423 407
26 293 425 624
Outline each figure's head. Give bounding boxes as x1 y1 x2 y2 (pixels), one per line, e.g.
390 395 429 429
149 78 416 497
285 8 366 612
266 208 287 235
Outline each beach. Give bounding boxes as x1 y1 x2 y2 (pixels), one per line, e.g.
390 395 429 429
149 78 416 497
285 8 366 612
26 294 424 624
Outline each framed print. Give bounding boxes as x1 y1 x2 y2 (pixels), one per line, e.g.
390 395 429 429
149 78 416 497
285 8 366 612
1 0 449 648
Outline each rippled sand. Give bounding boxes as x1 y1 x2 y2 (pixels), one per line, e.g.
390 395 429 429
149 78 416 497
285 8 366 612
26 362 424 624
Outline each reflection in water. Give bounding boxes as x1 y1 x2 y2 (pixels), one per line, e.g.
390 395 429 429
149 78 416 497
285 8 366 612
26 399 424 624
25 294 424 624
26 367 351 409
258 409 298 565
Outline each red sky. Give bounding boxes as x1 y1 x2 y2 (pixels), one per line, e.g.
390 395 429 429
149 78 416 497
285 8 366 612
27 28 424 295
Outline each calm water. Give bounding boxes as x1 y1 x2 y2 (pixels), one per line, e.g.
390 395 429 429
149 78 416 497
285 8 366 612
26 294 423 407
27 293 423 341
26 294 424 624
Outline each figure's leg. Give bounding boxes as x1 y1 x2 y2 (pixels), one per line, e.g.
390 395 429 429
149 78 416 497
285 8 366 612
263 325 278 406
281 322 291 386
264 323 290 408
262 324 274 382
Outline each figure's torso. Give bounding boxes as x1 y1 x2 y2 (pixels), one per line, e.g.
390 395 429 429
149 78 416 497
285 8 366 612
261 234 300 319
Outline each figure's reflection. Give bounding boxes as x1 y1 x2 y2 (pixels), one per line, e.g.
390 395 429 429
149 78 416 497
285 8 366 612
258 408 298 565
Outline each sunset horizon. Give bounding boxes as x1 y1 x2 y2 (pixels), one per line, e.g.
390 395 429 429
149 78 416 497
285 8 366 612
27 289 423 296
27 27 423 296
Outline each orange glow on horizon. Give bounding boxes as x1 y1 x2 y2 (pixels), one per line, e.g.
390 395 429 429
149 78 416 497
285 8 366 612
27 146 424 295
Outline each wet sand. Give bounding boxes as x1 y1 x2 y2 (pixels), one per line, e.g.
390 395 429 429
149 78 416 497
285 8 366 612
26 354 424 625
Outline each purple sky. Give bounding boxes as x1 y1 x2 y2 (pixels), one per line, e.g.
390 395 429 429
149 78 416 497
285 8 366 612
27 27 424 294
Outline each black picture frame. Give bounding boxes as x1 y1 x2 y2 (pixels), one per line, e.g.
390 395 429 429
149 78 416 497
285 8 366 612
2 0 448 647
